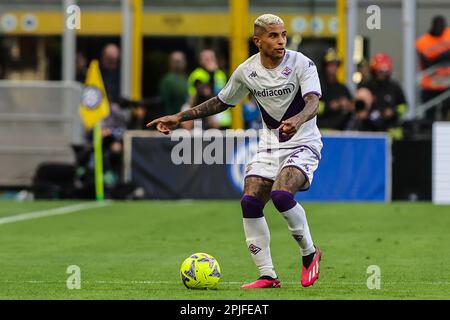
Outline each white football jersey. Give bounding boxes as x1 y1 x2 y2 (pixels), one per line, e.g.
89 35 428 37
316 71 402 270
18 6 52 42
218 49 323 156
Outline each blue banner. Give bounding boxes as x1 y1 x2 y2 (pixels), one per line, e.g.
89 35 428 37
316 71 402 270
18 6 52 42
295 135 390 202
128 132 390 202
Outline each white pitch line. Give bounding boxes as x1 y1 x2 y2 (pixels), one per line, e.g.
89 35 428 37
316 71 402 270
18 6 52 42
0 201 111 225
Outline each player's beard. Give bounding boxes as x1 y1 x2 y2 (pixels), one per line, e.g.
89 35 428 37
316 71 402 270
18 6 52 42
261 46 284 62
270 48 285 62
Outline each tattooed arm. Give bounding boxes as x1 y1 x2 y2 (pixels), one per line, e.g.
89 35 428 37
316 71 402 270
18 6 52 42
146 96 229 134
178 97 229 121
278 93 320 136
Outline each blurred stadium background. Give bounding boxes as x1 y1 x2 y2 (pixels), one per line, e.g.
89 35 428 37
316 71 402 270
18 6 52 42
1 0 450 300
0 0 449 203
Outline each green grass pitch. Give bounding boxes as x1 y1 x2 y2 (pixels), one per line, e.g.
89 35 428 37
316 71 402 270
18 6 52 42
0 200 449 299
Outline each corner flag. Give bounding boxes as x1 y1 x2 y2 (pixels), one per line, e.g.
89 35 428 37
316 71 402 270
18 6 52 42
79 60 110 201
79 60 110 129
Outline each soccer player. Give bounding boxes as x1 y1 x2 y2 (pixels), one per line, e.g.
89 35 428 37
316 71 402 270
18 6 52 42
147 14 322 289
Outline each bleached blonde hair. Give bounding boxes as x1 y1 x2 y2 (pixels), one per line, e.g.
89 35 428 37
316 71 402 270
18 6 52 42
254 14 284 29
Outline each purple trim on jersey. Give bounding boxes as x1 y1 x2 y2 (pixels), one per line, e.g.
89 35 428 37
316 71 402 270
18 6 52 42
256 101 281 129
302 91 322 99
241 195 264 218
270 190 297 212
253 87 305 142
282 165 311 191
216 95 236 107
244 175 275 183
282 87 306 121
259 145 321 160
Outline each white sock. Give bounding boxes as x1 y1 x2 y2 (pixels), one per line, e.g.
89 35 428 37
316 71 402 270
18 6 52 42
280 203 315 256
243 217 277 279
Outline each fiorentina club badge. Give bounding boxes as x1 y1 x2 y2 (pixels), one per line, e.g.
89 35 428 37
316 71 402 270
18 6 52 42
281 66 292 77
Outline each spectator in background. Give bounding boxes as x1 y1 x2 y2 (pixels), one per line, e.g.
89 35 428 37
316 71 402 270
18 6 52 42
364 53 407 132
159 51 189 116
74 133 133 199
317 48 353 130
180 83 219 130
99 43 127 140
100 43 121 103
416 15 450 120
100 44 127 193
345 87 377 131
188 49 232 129
356 58 371 88
76 44 134 199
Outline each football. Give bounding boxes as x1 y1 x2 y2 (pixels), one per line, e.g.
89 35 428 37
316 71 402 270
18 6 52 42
180 253 221 289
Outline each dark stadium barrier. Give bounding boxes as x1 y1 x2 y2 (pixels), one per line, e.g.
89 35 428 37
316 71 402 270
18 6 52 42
124 131 390 202
391 139 431 201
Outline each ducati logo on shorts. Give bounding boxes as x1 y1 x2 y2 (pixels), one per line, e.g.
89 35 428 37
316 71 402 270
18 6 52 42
248 244 262 255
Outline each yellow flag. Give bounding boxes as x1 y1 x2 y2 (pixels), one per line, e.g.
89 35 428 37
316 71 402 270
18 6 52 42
79 60 110 129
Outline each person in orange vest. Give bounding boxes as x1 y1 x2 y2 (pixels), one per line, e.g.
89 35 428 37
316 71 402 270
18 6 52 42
415 15 450 120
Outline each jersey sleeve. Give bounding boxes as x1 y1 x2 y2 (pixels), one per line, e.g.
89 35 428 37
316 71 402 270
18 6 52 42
299 56 322 99
217 66 249 106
